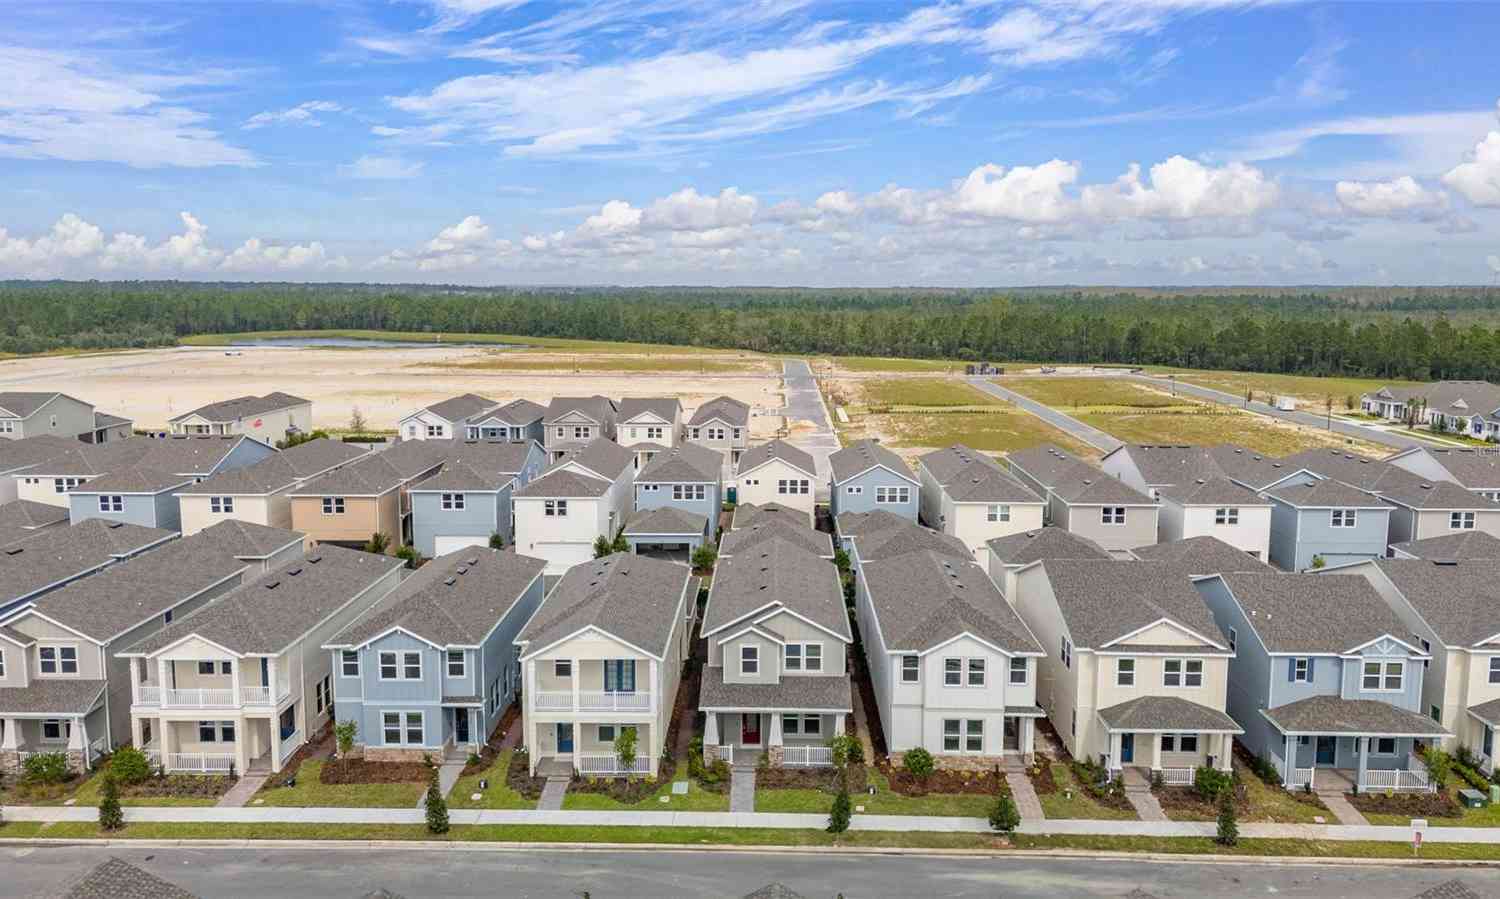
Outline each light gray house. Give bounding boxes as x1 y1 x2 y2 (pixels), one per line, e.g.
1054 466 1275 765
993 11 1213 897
1389 530 1500 560
67 467 193 532
985 527 1111 602
1360 381 1500 438
0 435 84 504
618 397 684 468
400 393 498 442
1386 446 1500 502
1263 479 1392 571
622 506 711 557
18 435 276 512
324 548 548 759
408 439 547 557
1377 477 1500 544
1194 571 1447 792
0 518 177 617
463 399 547 444
0 392 114 443
699 539 853 767
917 444 1046 561
634 440 724 523
1007 444 1159 557
542 396 618 461
828 439 919 521
720 513 833 560
687 396 750 467
1099 444 1225 499
169 392 311 446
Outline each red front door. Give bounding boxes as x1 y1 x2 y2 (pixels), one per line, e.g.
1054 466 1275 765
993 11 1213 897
741 714 761 745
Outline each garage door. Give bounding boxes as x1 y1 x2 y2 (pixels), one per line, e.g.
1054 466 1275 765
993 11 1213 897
535 541 596 571
434 535 488 557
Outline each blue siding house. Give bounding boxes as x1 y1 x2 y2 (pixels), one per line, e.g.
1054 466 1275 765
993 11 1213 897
1264 478 1392 571
828 439 919 520
1194 571 1448 792
324 548 549 757
408 440 546 557
68 467 192 531
633 441 723 522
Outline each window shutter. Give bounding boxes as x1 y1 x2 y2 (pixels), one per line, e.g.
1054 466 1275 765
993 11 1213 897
1287 658 1295 682
1306 658 1315 680
605 660 617 692
625 660 636 692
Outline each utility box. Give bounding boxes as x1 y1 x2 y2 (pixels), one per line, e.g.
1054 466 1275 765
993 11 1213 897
1460 788 1486 808
1491 784 1500 805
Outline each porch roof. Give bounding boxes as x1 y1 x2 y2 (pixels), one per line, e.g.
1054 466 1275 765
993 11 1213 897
1466 697 1500 728
0 677 106 716
442 694 483 706
1096 695 1242 734
1261 695 1451 738
698 672 853 713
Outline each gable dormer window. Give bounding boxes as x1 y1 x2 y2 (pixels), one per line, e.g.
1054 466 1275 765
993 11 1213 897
1101 506 1126 525
1363 660 1403 692
38 645 78 675
1451 511 1476 530
740 645 759 676
210 496 234 514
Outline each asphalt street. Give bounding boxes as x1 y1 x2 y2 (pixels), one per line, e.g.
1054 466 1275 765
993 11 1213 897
782 359 841 501
966 377 1124 452
7 844 1497 898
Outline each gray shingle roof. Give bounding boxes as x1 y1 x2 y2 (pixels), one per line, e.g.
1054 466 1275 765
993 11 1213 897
180 438 369 495
289 440 445 496
719 518 833 558
829 439 913 485
737 439 816 478
94 411 131 429
1131 536 1273 574
1407 448 1500 489
1261 695 1450 737
918 444 1041 503
1007 444 1154 505
0 677 106 715
1378 477 1499 510
1265 478 1388 508
0 391 77 419
698 674 854 712
986 527 1112 567
328 548 546 648
29 530 251 641
1281 448 1419 493
32 435 252 479
837 510 970 562
1205 444 1303 490
1370 559 1500 647
514 467 611 498
1212 571 1417 653
124 546 402 656
191 519 303 559
0 499 69 532
1041 560 1227 650
1380 380 1500 419
69 465 191 494
638 441 723 483
1467 697 1500 727
1105 444 1223 488
0 519 175 609
60 857 198 899
0 624 34 645
552 438 634 480
420 393 497 423
862 551 1043 654
618 397 681 423
730 501 806 530
623 506 709 537
1096 695 1242 732
410 459 508 492
702 538 849 641
170 392 308 424
0 433 79 472
1389 531 1500 561
1157 476 1268 507
517 553 695 658
544 395 616 424
689 395 749 427
473 397 547 426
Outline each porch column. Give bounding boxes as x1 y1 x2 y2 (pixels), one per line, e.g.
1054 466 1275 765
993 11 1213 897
704 712 719 746
157 658 171 701
130 658 142 705
266 658 279 700
230 659 242 706
1283 733 1295 788
1357 736 1370 793
1150 733 1162 771
130 715 145 749
571 722 582 774
1109 731 1121 770
162 718 179 768
1218 734 1232 772
570 658 580 711
833 713 846 738
233 718 251 775
1 717 21 750
269 720 283 774
769 713 783 747
648 660 659 717
1022 718 1035 762
528 720 539 776
67 717 85 751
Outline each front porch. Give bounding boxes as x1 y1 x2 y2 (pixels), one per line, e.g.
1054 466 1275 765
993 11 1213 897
134 705 304 775
1097 695 1242 782
528 719 657 776
1262 696 1450 794
701 710 845 767
0 713 109 774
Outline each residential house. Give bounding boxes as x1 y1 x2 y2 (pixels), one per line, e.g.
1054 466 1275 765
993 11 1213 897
324 548 547 759
1386 447 1500 502
1263 480 1392 571
1007 444 1159 557
699 539 852 767
728 501 806 531
122 546 404 774
1361 384 1427 422
407 439 547 556
916 444 1045 561
1361 381 1500 439
1099 444 1225 499
1205 445 1315 494
720 513 833 560
16 435 276 510
175 438 370 537
0 499 69 546
1195 571 1447 792
399 394 497 442
985 527 1111 602
89 413 134 444
829 439 920 522
542 396 618 462
287 440 446 550
1389 531 1500 560
855 546 1045 767
169 393 311 445
67 466 195 532
1378 477 1500 544
0 531 251 773
513 439 635 574
1013 561 1240 780
462 399 546 444
734 440 817 521
622 507 712 558
190 520 305 575
0 392 129 444
515 553 696 776
617 398 683 468
634 441 723 520
0 435 83 504
1131 535 1274 575
686 396 750 467
0 519 177 617
1155 477 1273 559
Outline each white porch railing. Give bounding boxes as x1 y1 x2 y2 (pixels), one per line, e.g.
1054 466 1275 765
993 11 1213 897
162 687 235 707
534 692 574 711
717 745 733 765
1289 767 1315 789
139 685 162 705
782 744 834 767
578 691 651 711
165 752 235 774
279 730 302 764
1361 767 1432 793
577 754 651 775
1158 767 1194 786
241 686 273 705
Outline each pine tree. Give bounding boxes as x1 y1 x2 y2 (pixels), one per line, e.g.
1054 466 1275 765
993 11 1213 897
827 778 851 834
425 769 450 834
98 774 124 831
1215 788 1238 846
989 793 1021 833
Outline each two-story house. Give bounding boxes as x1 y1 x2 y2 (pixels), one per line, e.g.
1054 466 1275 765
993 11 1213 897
1263 479 1392 571
720 511 834 560
1008 444 1159 557
0 532 251 774
1131 535 1275 575
699 539 852 767
1333 559 1500 775
0 435 84 504
175 438 371 537
625 441 722 557
407 439 547 556
399 394 498 442
617 398 683 468
169 393 312 446
1378 477 1500 544
515 553 696 776
828 439 920 522
837 509 970 571
985 527 1111 602
1154 478 1273 560
463 399 546 444
121 546 403 774
1195 571 1447 792
734 440 818 522
513 438 635 574
686 396 750 468
0 392 129 444
323 548 547 760
0 499 68 546
66 467 193 532
0 519 177 617
1386 446 1500 502
916 444 1045 562
1013 561 1240 781
189 520 305 575
287 440 446 550
1389 530 1500 560
18 435 276 510
542 396 618 462
1099 444 1223 499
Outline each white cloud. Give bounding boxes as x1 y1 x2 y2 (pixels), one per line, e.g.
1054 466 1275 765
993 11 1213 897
814 191 859 216
375 214 514 271
339 155 425 180
221 238 346 272
243 101 344 130
1081 157 1278 220
1233 107 1500 180
1442 131 1500 207
643 188 757 231
953 160 1080 222
1334 176 1448 217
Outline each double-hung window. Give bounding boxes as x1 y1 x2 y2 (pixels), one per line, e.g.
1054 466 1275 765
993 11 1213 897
673 484 705 501
1214 507 1239 525
1116 658 1136 687
341 651 360 677
1060 637 1072 669
426 425 443 438
446 650 466 678
322 497 345 515
97 495 123 513
383 711 424 745
942 719 984 753
966 658 985 686
38 645 77 675
987 504 1010 522
210 496 234 514
1331 509 1357 528
544 500 568 517
1363 660 1403 691
42 719 69 742
740 645 759 676
441 493 465 511
1489 657 1500 685
1008 657 1028 685
1101 506 1126 525
604 659 636 693
1293 658 1310 682
573 426 590 440
777 479 810 495
1164 659 1203 687
942 657 962 686
900 655 920 683
402 651 422 680
1451 511 1477 530
1161 733 1199 753
379 652 398 680
784 644 822 672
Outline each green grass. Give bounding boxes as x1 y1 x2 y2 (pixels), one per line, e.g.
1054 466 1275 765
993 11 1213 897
1162 766 1328 824
754 770 1002 817
447 751 535 810
436 355 758 373
1152 368 1415 408
878 409 1094 457
857 378 1001 408
69 774 223 808
1073 409 1352 456
561 777 730 812
827 356 966 373
1363 784 1500 828
252 760 427 808
1004 377 1182 410
1035 763 1138 821
181 329 735 355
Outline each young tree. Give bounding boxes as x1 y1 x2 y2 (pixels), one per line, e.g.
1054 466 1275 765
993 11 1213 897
592 535 614 558
989 793 1021 833
425 769 450 834
610 531 629 554
827 777 851 834
349 406 368 432
335 720 358 758
488 532 505 550
690 544 718 572
1214 789 1238 846
614 726 638 773
98 774 124 831
364 532 391 555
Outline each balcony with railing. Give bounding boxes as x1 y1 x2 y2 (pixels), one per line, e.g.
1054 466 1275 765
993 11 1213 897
532 689 652 713
131 657 290 710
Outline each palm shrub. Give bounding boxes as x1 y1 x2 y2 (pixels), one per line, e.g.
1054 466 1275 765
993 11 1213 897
110 746 152 785
989 793 1021 833
364 532 391 555
903 747 935 779
425 769 450 834
98 774 124 831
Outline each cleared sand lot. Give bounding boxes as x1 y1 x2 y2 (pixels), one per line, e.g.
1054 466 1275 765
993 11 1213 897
0 346 786 434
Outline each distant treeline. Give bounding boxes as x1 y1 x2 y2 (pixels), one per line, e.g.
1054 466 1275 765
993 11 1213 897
5 281 1500 382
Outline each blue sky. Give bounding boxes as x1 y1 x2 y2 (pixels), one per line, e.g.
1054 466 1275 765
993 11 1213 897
3 0 1499 286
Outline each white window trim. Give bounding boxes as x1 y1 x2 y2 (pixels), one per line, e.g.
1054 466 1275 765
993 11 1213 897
1489 656 1500 685
322 497 346 515
340 651 360 678
1293 658 1310 682
1451 511 1476 530
987 504 1010 522
37 644 80 677
1362 659 1405 693
441 493 466 511
740 644 760 676
1163 658 1204 688
941 718 986 754
554 660 572 679
446 650 466 678
784 642 823 673
1008 656 1028 685
1331 508 1357 528
875 485 910 504
900 655 920 684
1101 506 1126 525
1371 736 1400 756
1116 657 1136 687
1214 507 1239 525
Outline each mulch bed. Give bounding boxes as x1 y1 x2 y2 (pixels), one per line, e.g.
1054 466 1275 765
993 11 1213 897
123 774 237 799
1347 790 1461 819
507 750 546 800
757 763 868 793
461 703 521 778
1025 754 1060 795
569 755 679 804
319 758 430 785
881 763 1007 797
1067 760 1135 812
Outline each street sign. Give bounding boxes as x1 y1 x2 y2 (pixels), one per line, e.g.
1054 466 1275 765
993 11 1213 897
1412 817 1427 855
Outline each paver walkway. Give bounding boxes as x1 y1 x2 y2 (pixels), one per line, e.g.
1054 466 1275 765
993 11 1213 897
537 777 569 811
215 774 269 808
730 764 757 813
1318 791 1371 826
1003 761 1044 821
1121 768 1167 822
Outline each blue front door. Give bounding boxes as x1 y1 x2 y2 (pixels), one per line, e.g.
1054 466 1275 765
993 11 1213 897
557 723 574 753
1120 734 1134 764
1315 736 1336 765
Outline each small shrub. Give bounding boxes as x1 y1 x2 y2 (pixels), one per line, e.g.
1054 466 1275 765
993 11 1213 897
827 733 859 769
488 532 505 550
98 775 124 831
1248 753 1278 785
610 532 629 554
1193 765 1233 802
335 720 358 757
110 746 152 785
1423 747 1453 791
22 751 70 785
467 752 483 768
425 770 450 834
593 535 613 558
990 792 1021 833
395 545 420 567
613 726 638 772
364 532 391 555
1215 789 1238 846
903 747 935 780
833 548 851 573
690 544 718 572
827 781 852 834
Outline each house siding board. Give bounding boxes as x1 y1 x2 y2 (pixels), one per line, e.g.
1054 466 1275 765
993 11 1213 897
1289 505 1390 571
477 575 545 739
634 480 721 522
411 490 501 558
1194 576 1282 761
67 492 175 531
1064 503 1158 553
832 467 918 520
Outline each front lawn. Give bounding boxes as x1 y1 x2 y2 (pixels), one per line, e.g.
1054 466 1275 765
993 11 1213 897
561 775 729 812
1034 762 1137 821
1160 764 1327 824
754 767 1001 817
448 751 536 810
1362 783 1500 827
253 760 427 808
70 771 227 808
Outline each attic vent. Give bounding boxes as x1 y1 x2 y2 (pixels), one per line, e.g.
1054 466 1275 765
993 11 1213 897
287 567 303 576
1433 560 1459 567
307 555 322 564
466 557 479 566
456 566 468 576
264 581 280 590
106 521 123 529
444 577 457 586
1419 483 1431 490
4 547 22 556
759 584 768 590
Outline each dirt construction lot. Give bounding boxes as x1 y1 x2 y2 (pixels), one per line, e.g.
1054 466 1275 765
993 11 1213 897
0 346 785 434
